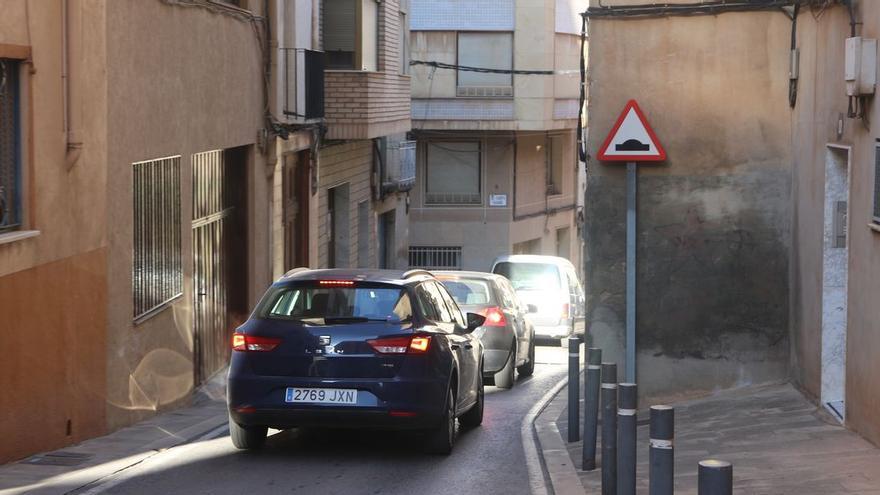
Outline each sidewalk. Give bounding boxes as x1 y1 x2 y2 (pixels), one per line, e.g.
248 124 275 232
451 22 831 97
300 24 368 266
544 381 880 494
0 372 229 495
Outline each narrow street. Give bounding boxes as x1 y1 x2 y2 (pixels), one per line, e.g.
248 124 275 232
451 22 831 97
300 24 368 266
76 345 569 495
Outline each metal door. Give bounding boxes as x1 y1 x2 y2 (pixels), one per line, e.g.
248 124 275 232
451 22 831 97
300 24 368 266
192 150 233 383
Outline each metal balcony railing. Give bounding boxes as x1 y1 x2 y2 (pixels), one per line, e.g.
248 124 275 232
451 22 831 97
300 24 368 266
382 140 416 194
281 48 324 121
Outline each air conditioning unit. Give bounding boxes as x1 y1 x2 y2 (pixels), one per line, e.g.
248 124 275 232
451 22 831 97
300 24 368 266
845 36 877 96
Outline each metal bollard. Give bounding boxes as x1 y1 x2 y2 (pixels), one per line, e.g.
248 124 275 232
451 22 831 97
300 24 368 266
698 460 732 495
649 405 674 495
582 347 602 471
567 336 582 442
600 363 618 495
617 383 637 495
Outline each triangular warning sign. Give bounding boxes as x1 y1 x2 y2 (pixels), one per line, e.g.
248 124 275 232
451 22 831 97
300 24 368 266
597 100 666 162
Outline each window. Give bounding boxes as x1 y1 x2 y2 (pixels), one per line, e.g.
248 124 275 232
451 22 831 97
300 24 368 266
257 284 412 323
424 281 453 323
399 10 410 75
323 0 378 71
441 278 495 306
548 136 563 195
425 142 481 205
415 283 439 321
0 59 21 233
874 143 880 225
435 281 466 328
457 32 513 97
494 262 561 291
409 246 462 270
133 156 183 320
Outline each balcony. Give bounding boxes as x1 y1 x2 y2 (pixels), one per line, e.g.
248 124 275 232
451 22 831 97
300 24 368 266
281 48 324 121
381 140 415 195
323 71 411 140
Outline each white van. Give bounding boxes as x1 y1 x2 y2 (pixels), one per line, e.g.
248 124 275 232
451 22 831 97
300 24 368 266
491 255 585 340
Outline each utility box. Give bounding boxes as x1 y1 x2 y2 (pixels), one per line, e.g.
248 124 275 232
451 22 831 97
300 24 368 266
845 36 877 96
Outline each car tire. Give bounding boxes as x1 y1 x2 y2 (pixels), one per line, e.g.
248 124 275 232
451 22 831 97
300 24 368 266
494 345 516 389
459 368 484 428
424 383 457 455
517 339 535 377
229 416 268 450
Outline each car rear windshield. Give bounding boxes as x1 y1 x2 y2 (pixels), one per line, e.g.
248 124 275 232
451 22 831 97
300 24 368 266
256 283 413 324
439 278 496 306
493 262 561 291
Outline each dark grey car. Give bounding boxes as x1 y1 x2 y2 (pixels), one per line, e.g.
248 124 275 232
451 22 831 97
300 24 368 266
436 271 536 389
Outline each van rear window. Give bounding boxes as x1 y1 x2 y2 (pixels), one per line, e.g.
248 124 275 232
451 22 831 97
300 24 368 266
493 263 560 291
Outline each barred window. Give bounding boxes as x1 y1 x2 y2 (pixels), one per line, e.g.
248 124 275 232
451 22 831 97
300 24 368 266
874 143 880 225
0 59 21 233
408 246 462 270
133 156 183 320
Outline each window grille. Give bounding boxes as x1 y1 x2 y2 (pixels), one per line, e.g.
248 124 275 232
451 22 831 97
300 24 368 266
425 142 481 205
408 246 462 270
874 143 880 224
133 156 183 320
0 59 21 233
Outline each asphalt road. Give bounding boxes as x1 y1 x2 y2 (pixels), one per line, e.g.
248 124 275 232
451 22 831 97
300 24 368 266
89 344 568 495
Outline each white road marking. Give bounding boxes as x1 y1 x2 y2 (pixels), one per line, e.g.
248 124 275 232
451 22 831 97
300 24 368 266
521 370 568 495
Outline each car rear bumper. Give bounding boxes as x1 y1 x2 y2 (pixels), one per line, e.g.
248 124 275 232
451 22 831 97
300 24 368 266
534 324 573 339
227 373 447 430
474 325 515 374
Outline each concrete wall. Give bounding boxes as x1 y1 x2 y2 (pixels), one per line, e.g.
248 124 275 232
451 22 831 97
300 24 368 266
791 3 880 445
0 0 110 462
410 133 580 271
585 10 792 399
104 0 269 430
409 0 581 131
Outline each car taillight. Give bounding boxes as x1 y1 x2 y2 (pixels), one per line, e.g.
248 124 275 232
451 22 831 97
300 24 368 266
232 333 282 352
367 335 432 354
479 307 507 327
561 303 571 320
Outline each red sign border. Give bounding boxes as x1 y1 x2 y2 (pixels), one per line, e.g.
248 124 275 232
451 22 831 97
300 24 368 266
597 99 666 162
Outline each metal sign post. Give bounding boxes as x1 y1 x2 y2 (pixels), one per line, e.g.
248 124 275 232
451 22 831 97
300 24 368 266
626 162 637 383
597 100 666 384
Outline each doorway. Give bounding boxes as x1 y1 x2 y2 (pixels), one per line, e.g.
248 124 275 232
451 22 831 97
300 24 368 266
283 150 311 270
328 183 350 268
378 210 396 269
821 145 850 422
192 148 248 383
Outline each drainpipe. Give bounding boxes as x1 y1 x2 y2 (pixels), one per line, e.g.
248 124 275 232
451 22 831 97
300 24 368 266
63 0 82 169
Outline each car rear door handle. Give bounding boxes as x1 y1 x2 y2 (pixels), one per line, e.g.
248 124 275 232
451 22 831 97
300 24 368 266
451 343 461 350
464 343 473 350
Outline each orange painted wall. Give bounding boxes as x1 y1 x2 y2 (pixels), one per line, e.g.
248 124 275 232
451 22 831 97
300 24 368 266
0 249 107 463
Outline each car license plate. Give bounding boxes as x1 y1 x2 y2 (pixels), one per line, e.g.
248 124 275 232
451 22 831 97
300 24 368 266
284 387 357 405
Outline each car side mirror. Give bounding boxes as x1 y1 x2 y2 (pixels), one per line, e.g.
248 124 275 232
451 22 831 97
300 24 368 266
465 312 486 333
527 304 538 314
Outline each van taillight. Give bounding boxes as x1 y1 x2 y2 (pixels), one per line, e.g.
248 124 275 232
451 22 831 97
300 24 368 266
367 335 432 354
232 333 282 352
561 303 571 320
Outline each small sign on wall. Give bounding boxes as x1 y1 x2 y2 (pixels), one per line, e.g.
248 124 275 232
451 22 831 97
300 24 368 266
489 194 508 207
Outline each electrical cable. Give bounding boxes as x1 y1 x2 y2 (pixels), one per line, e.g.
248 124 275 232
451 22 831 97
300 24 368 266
410 60 555 76
581 0 824 19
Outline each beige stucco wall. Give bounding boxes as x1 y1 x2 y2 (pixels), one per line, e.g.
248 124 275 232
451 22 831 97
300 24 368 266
103 0 269 430
791 3 880 445
585 9 792 399
0 0 111 462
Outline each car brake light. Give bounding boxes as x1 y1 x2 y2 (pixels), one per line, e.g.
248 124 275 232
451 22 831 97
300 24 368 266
479 307 507 327
367 335 432 354
319 280 355 286
232 333 282 352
